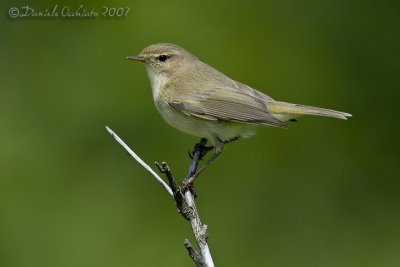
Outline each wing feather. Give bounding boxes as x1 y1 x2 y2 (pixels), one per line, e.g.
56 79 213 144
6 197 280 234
168 83 286 128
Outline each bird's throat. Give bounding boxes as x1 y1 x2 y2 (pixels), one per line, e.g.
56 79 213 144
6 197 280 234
145 66 167 101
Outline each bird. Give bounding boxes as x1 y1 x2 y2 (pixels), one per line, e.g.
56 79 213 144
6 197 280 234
127 43 351 184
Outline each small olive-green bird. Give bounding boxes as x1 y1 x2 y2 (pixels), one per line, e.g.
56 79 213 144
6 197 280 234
128 43 351 183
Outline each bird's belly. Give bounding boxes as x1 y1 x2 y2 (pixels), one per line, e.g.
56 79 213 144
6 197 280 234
155 101 255 144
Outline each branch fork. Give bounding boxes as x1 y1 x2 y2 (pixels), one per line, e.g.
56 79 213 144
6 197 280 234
106 127 215 267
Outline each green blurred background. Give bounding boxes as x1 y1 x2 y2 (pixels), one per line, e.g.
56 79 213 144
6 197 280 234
1 0 399 266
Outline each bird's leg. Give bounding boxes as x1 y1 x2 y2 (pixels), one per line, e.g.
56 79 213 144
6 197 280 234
188 141 213 160
182 138 224 189
182 138 209 195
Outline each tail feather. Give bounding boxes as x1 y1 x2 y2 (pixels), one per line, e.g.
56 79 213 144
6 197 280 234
267 101 352 122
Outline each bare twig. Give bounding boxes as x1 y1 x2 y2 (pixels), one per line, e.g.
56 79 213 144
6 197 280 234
182 189 213 267
181 139 214 266
105 126 173 197
106 127 214 266
156 139 214 267
155 161 178 194
184 239 206 267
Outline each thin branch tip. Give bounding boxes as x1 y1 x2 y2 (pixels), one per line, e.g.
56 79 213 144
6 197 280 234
106 127 174 197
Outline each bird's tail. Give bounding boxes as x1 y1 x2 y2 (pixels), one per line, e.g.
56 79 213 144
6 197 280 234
266 101 352 122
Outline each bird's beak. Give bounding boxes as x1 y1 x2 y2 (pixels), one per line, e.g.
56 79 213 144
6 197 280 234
127 55 145 62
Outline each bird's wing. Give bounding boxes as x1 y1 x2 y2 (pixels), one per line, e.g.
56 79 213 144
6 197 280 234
168 83 287 128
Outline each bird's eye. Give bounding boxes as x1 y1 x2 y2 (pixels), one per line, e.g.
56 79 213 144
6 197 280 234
157 55 169 62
